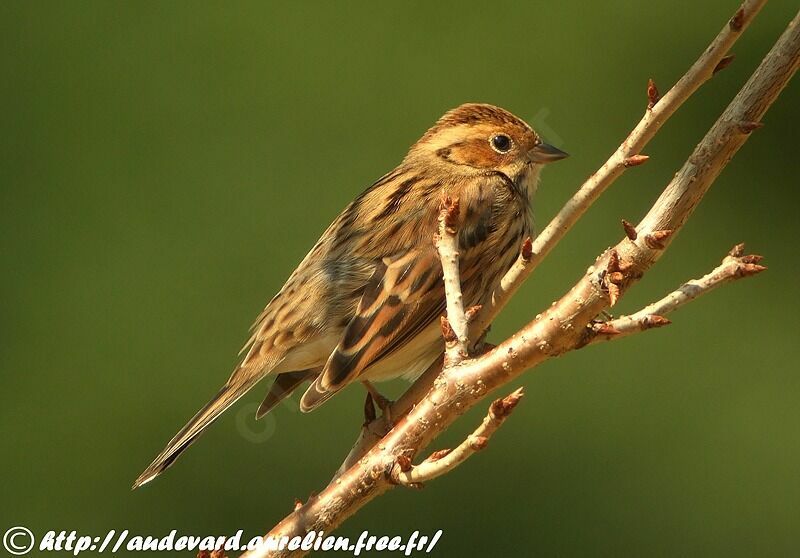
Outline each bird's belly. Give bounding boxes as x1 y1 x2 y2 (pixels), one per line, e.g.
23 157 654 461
272 332 340 374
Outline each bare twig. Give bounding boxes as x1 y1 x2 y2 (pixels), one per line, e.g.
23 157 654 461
391 388 524 486
469 0 767 338
590 246 767 344
241 6 796 556
330 0 769 474
436 196 470 366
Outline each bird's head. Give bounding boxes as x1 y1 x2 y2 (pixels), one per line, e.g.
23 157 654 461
408 103 568 184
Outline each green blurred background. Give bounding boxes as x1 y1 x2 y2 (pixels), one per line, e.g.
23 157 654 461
2 1 798 556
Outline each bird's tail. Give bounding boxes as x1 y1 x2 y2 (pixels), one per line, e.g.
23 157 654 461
132 376 261 489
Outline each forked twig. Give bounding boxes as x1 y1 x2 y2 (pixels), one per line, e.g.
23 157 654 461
332 0 770 478
242 5 797 556
590 245 767 344
391 388 524 486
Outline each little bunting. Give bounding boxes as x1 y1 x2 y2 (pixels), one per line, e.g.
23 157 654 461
134 103 568 488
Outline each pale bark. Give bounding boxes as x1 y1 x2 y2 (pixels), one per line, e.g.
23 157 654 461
239 5 798 557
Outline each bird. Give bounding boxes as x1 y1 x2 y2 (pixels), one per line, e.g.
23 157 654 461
133 103 568 489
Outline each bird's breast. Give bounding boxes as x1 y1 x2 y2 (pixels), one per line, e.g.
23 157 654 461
458 196 531 308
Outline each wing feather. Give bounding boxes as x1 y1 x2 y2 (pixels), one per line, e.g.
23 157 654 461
299 249 442 411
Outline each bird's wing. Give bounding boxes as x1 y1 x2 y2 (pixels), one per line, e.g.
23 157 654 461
300 248 443 411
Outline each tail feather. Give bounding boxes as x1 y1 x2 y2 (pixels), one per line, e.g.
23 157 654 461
256 369 318 419
132 376 262 489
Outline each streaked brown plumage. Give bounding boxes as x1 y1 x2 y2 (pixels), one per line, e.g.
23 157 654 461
133 103 567 488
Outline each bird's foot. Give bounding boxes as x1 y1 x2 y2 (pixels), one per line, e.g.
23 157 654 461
362 381 393 425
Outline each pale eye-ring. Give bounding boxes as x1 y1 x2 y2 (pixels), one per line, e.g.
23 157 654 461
490 134 512 153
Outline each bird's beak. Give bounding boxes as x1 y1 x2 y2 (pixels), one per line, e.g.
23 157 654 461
529 142 569 164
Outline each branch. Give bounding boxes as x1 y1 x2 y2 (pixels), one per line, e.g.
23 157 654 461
242 6 797 557
589 244 767 344
436 196 470 366
333 0 770 478
391 388 524 486
469 0 767 338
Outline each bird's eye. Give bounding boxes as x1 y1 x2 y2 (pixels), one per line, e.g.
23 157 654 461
490 134 512 153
